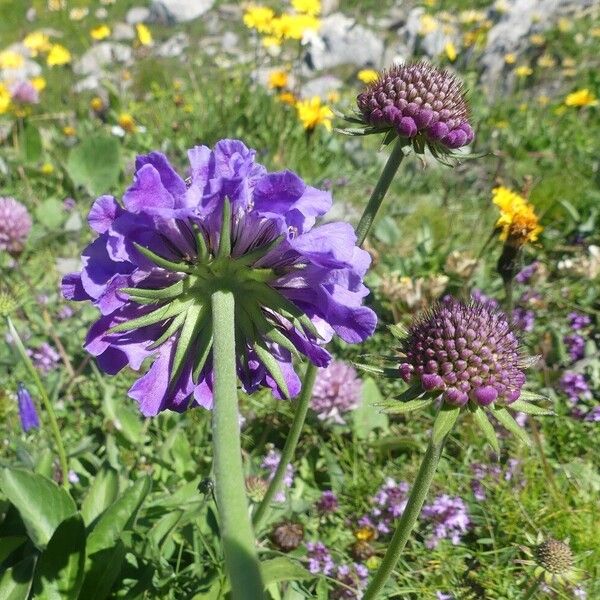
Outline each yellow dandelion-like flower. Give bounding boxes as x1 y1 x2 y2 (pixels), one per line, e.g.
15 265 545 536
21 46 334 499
90 96 105 112
529 34 545 45
562 57 576 68
23 31 51 56
493 186 543 244
90 25 111 41
268 69 289 89
355 526 376 542
63 125 76 137
419 14 438 35
504 53 517 64
557 18 572 32
514 65 533 77
537 54 556 68
272 14 320 40
0 84 11 114
564 89 598 108
47 44 71 66
357 69 379 84
278 91 297 105
444 41 457 62
29 77 46 92
296 96 333 131
292 0 321 16
0 50 25 70
40 162 54 175
118 113 136 133
261 35 282 48
243 5 275 34
136 23 153 46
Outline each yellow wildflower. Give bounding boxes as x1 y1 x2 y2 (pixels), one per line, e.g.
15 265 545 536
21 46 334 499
444 41 457 62
63 125 76 137
0 50 25 69
557 18 572 32
296 96 333 131
261 35 281 48
136 23 153 46
0 84 11 114
355 526 376 542
537 54 556 68
357 69 379 84
90 96 105 112
40 162 54 175
292 0 321 16
48 0 65 10
268 69 289 89
271 14 320 40
562 57 575 68
278 91 297 105
514 65 532 77
118 113 136 133
47 44 71 66
23 31 51 55
529 34 545 46
419 14 438 35
504 53 517 65
243 5 275 34
31 77 46 91
493 186 542 244
564 89 598 108
90 25 111 41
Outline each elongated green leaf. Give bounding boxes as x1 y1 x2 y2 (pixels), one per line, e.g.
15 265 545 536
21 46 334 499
0 555 35 600
493 407 532 446
519 390 550 403
388 323 408 340
120 279 186 302
254 341 290 398
245 304 300 359
109 299 190 333
261 557 311 588
471 406 499 454
32 515 86 600
80 467 119 527
192 223 209 262
148 310 188 350
0 536 27 563
133 243 193 274
171 304 205 384
509 399 554 416
192 324 213 383
86 476 151 555
217 197 231 258
0 469 76 549
432 406 461 445
236 235 284 266
381 398 434 415
78 541 126 600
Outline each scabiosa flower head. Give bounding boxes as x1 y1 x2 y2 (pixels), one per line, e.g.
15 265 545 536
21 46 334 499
316 489 338 514
422 494 470 548
535 539 576 582
311 360 362 424
17 384 39 432
568 311 591 331
62 139 376 416
0 197 32 255
564 334 585 362
356 62 474 150
306 541 335 576
399 298 526 407
28 342 60 375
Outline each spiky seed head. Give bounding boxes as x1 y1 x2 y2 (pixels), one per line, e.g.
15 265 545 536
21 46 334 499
535 539 574 575
245 475 268 503
270 521 304 552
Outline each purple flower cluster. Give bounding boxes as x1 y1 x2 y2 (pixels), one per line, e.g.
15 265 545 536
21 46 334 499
10 81 39 105
511 307 535 332
17 384 39 433
470 288 499 309
311 360 362 424
0 197 32 255
331 563 369 599
62 140 376 415
564 334 585 362
261 448 294 503
360 477 409 535
316 490 339 514
357 62 473 149
306 541 335 575
421 494 470 549
568 311 591 331
559 371 591 404
470 459 522 501
28 342 60 375
399 298 526 407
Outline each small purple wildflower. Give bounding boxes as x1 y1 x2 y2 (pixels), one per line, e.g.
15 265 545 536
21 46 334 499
17 384 39 432
311 360 362 424
584 406 600 422
316 490 339 514
63 197 76 212
568 312 591 331
436 593 454 600
421 494 470 549
470 459 522 501
58 305 74 320
261 448 294 503
10 80 39 105
470 288 499 309
515 262 539 284
512 307 535 332
28 342 60 375
306 541 335 576
0 197 32 255
332 563 369 599
68 470 80 484
573 587 587 599
559 371 591 403
564 334 585 362
367 478 409 534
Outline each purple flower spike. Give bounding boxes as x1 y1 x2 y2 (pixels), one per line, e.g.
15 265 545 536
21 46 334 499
0 197 32 255
399 297 526 407
357 62 473 150
17 384 40 432
62 140 376 416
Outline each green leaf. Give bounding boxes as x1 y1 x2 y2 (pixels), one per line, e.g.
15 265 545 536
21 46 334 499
432 405 460 445
261 557 311 588
493 407 532 446
110 298 190 334
171 304 205 384
133 243 193 274
86 476 151 555
0 536 27 563
217 197 231 258
381 397 434 415
353 378 389 439
254 341 290 398
0 469 77 550
20 122 42 164
66 135 121 196
78 541 126 600
471 405 499 453
509 399 554 416
102 385 144 445
35 198 64 231
374 216 401 245
80 466 119 527
0 555 35 600
32 514 86 600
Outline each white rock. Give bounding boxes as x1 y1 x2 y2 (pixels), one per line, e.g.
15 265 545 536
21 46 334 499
149 0 215 24
73 42 133 76
156 32 189 57
126 6 150 24
112 22 135 41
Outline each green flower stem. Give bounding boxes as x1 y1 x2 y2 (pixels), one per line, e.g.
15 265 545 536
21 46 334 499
252 362 318 530
355 138 406 247
362 435 448 600
7 317 69 488
210 290 264 600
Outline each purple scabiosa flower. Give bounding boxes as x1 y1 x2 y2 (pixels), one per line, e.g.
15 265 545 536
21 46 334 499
61 140 376 416
261 447 294 503
332 563 369 599
559 371 591 404
10 80 39 105
316 490 338 514
356 62 473 150
421 494 470 549
17 383 39 432
568 311 591 331
28 342 60 375
564 334 585 362
306 541 335 576
512 307 535 332
399 298 526 408
0 197 32 255
311 360 362 424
